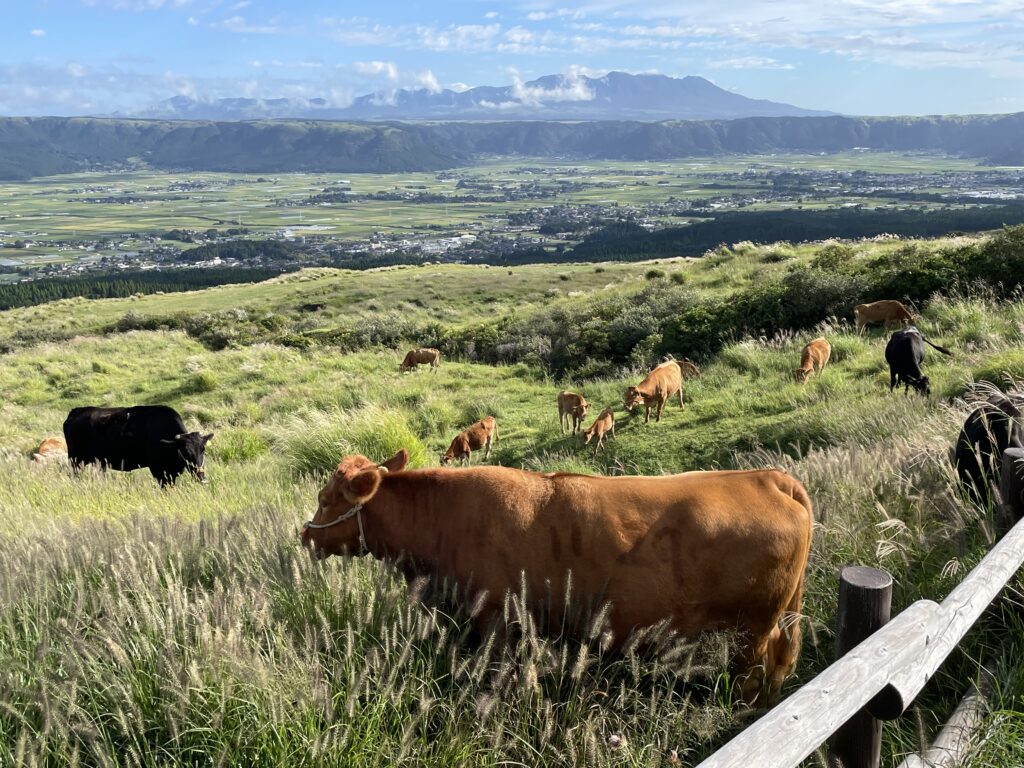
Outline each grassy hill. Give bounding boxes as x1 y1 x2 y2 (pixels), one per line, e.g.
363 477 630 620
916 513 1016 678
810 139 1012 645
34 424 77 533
2 233 1024 765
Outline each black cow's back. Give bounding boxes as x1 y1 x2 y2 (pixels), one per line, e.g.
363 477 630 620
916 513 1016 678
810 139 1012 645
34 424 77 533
955 395 1024 505
64 405 187 474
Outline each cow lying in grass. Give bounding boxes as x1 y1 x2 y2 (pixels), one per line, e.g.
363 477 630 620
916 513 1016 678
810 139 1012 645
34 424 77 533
31 436 67 464
793 338 831 384
399 348 441 372
623 360 686 423
557 391 589 434
582 407 615 455
854 300 914 333
440 416 498 465
301 449 814 706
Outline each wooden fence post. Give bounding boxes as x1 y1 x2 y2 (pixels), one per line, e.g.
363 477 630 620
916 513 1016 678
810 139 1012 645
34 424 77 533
827 566 893 768
1001 448 1024 531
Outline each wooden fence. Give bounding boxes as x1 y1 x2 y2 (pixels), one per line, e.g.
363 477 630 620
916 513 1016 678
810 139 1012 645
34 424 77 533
696 447 1024 768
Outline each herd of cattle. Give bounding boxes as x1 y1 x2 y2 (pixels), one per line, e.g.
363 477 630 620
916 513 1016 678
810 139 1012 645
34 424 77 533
20 298 1022 706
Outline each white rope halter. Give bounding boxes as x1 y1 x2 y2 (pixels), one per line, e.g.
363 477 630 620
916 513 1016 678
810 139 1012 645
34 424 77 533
302 503 367 554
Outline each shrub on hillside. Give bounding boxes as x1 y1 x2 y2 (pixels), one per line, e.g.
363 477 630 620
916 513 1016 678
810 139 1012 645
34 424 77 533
280 406 427 479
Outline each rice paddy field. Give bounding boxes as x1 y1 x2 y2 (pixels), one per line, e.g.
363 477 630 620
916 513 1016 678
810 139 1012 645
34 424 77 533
2 232 1024 766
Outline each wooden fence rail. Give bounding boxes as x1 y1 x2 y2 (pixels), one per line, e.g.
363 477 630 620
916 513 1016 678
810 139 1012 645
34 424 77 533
697 448 1024 768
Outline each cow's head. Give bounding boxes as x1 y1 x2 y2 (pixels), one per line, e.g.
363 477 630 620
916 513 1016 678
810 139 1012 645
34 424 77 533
623 387 644 411
439 450 455 465
575 401 590 419
301 449 409 558
793 368 810 384
161 431 213 482
912 376 931 396
582 428 595 445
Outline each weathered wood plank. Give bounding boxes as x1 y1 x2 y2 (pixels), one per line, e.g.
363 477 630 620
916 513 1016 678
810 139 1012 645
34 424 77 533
873 514 1024 719
695 600 940 768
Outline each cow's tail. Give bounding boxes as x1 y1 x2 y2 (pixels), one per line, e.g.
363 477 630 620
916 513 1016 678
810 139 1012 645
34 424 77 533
922 336 953 356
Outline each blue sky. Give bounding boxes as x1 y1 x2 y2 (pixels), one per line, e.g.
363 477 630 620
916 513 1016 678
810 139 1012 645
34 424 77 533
4 0 1024 116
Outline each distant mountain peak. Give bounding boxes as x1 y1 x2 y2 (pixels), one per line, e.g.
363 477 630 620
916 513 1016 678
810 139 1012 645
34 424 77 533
133 71 832 122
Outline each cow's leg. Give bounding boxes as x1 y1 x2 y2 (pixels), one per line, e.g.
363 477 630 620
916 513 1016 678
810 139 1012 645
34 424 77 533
610 424 616 441
890 371 897 391
484 437 491 461
644 404 651 424
678 387 685 410
656 396 666 422
559 411 566 434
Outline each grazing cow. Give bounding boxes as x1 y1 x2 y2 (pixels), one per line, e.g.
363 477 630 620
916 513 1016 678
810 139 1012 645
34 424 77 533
582 407 616 455
854 300 914 333
301 449 814 706
624 360 685 423
884 326 952 395
677 359 701 379
440 416 498 465
793 338 831 384
954 387 1024 506
557 391 590 434
399 348 441 373
63 405 213 486
31 436 67 463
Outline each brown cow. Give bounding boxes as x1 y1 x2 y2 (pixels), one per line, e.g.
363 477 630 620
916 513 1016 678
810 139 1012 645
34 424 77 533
677 359 701 379
557 391 589 434
854 300 914 333
623 360 685 423
399 348 441 372
301 449 814 705
440 416 498 465
793 338 831 384
31 436 67 463
582 407 615 455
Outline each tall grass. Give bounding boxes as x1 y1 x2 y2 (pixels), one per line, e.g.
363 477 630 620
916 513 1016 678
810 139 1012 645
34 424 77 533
1 289 1024 764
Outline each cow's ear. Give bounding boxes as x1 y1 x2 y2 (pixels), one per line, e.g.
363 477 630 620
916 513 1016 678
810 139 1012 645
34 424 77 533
202 433 214 444
160 438 177 445
348 469 382 504
380 449 409 473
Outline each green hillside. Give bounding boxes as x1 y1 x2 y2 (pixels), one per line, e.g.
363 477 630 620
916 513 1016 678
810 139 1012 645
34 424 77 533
2 232 1024 765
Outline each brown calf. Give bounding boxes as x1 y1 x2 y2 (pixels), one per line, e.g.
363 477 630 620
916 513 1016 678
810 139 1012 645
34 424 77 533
582 407 616 455
793 337 831 384
557 391 589 434
623 360 685 423
441 416 498 465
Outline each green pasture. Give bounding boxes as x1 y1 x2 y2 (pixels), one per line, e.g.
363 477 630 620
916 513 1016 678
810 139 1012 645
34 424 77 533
1 230 1024 764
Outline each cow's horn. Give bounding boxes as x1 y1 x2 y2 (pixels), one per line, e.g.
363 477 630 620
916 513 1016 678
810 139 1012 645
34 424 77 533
377 465 389 474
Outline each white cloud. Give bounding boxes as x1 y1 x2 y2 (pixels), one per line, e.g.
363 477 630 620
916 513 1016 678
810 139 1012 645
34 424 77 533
353 60 399 81
31 29 46 37
67 63 87 78
214 15 281 34
448 81 471 92
509 66 595 106
484 11 499 19
416 70 442 93
708 56 795 70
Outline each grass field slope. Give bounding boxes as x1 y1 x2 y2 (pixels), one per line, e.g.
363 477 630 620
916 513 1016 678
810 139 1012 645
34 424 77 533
2 232 1024 766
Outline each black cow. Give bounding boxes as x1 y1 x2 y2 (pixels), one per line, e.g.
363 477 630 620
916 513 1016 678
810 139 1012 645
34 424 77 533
954 388 1024 506
884 326 952 395
63 405 213 486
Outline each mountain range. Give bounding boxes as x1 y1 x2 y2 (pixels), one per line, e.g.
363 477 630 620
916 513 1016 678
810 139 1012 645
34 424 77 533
133 72 833 122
